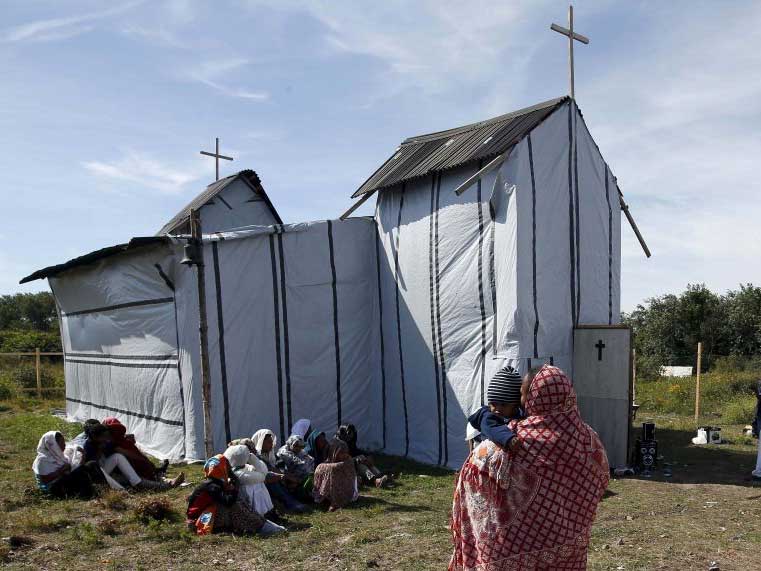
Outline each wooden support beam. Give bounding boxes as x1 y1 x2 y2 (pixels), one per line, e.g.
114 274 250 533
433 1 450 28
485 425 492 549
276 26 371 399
339 190 376 220
618 189 652 258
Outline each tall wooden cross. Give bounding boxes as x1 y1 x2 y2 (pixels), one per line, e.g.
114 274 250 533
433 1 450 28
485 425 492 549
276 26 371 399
550 5 590 100
200 137 234 182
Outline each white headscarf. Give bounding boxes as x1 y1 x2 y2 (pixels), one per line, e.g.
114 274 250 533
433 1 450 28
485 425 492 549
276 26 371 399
291 418 311 439
251 429 277 467
223 444 253 470
32 431 69 476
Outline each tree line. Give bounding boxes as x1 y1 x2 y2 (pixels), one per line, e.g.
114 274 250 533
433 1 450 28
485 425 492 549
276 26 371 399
0 292 60 352
623 283 761 379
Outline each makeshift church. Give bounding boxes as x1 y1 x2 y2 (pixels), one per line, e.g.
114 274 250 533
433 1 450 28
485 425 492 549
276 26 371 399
23 96 642 469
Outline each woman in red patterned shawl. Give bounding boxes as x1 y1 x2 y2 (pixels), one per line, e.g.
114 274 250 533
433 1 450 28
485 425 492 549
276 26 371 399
450 365 610 570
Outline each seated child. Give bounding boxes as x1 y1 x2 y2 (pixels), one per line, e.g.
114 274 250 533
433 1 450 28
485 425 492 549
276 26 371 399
468 366 525 451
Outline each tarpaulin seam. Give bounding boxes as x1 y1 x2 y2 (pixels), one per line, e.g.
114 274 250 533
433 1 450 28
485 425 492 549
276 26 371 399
566 102 577 326
394 184 410 457
374 221 388 449
66 397 183 426
62 297 174 317
171 297 188 458
327 220 342 427
573 102 581 325
66 352 177 360
277 228 293 431
269 235 286 443
428 174 443 465
212 242 232 444
605 164 613 325
528 134 540 359
489 199 497 357
154 263 175 292
65 357 178 369
434 172 449 465
475 160 488 405
217 195 233 210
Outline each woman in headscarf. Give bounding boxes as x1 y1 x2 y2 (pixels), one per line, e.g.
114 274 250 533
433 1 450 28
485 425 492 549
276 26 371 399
305 429 329 466
449 365 610 570
186 454 284 536
32 431 106 499
312 438 359 511
335 423 389 488
250 429 307 513
276 434 315 500
290 418 312 440
102 417 168 481
223 444 280 520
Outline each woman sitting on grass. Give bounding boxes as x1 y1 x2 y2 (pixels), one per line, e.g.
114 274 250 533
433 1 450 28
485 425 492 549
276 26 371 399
186 454 284 536
312 438 359 511
276 434 315 499
305 429 329 466
223 444 282 520
250 429 307 513
32 430 106 499
102 417 169 481
335 423 389 488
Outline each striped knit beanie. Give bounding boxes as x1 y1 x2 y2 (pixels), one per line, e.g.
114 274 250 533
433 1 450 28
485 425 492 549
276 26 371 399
487 366 523 404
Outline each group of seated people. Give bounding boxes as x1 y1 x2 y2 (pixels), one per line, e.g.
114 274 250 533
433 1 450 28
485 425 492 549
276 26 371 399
31 416 389 538
187 419 391 536
31 417 185 499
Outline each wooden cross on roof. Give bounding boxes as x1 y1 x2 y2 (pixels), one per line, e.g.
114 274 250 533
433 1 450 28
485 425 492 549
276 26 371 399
551 5 590 101
200 137 234 182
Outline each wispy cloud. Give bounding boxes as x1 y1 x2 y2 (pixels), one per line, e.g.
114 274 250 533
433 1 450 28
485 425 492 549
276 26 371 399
186 58 269 101
82 151 200 195
2 1 144 43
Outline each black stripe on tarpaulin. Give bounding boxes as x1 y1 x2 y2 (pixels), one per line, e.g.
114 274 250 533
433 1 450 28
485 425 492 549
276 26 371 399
66 397 183 427
528 134 539 359
211 243 231 444
605 164 613 325
171 297 187 458
549 356 554 366
489 200 498 356
566 102 577 326
527 357 532 370
428 174 443 465
327 221 342 427
433 172 449 465
154 263 175 292
65 357 178 369
62 297 173 317
217 195 233 210
573 103 581 325
475 160 488 405
277 229 293 431
269 235 286 443
66 352 177 361
393 184 410 457
374 222 388 449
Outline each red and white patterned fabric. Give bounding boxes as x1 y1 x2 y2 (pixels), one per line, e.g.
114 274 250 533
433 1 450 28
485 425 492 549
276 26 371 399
450 365 610 570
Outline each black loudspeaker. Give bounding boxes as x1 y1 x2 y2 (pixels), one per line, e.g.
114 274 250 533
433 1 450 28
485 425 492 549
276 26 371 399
635 422 657 470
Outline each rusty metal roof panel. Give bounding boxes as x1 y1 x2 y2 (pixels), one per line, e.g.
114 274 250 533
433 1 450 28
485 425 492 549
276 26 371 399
353 96 568 197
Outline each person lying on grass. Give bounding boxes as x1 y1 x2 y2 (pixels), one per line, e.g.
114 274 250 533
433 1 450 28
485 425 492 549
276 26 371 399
335 423 390 488
32 430 107 499
312 438 359 512
186 454 285 536
276 434 315 500
467 366 525 452
80 422 184 491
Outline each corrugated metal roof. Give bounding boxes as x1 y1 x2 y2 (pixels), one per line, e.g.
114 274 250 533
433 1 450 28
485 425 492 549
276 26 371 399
352 96 569 198
20 237 169 284
156 169 283 236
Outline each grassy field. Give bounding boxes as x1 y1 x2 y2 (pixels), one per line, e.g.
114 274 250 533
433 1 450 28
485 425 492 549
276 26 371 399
2 396 761 570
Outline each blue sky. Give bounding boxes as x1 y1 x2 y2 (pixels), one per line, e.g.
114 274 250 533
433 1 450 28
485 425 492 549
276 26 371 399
2 1 760 311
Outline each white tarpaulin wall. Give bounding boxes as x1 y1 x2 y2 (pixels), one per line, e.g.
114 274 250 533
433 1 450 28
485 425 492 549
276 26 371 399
174 219 383 459
51 243 187 461
375 101 622 469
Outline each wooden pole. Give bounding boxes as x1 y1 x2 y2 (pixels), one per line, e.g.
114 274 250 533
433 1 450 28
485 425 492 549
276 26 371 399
190 209 215 458
569 5 575 101
695 341 703 423
35 347 41 398
339 189 376 220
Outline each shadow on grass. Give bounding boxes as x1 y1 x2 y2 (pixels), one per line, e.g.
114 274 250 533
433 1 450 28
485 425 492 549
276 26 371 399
353 495 433 513
629 425 760 487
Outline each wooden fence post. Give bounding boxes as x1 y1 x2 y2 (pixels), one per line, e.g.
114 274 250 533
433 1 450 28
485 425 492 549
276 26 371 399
35 347 41 398
694 342 703 423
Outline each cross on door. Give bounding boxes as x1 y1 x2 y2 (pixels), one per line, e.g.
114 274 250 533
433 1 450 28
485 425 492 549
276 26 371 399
595 339 606 361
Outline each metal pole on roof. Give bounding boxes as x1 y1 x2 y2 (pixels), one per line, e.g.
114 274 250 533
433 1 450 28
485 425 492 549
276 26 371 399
189 209 215 457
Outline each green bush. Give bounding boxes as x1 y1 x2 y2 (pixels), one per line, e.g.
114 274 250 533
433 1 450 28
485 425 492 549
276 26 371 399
721 395 757 424
0 364 62 390
0 329 61 353
0 378 15 400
